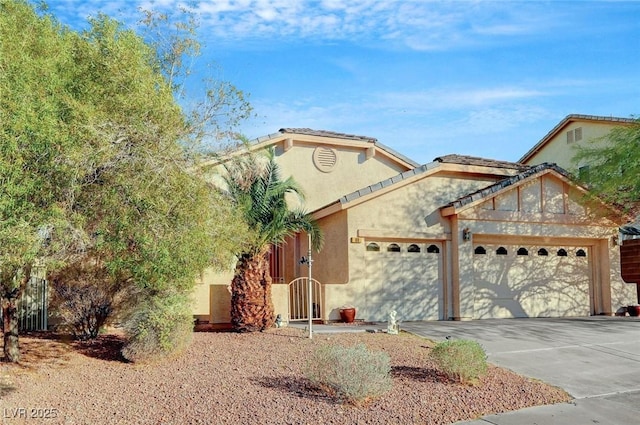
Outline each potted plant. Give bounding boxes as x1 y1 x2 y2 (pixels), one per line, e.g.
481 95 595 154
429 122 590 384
339 305 356 323
628 304 640 317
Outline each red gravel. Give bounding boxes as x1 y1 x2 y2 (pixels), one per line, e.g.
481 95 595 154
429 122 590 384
0 328 570 424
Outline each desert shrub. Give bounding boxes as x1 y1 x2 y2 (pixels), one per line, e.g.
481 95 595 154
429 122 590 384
304 343 392 404
121 292 193 363
49 260 138 340
431 339 487 384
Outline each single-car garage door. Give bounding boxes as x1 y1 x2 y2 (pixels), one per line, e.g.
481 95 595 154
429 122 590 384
363 241 443 322
473 243 591 318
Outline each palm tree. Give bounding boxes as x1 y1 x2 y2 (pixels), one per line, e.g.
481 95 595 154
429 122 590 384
222 147 322 332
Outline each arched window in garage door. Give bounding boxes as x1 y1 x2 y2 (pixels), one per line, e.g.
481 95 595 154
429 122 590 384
387 243 401 252
408 244 421 253
576 249 587 257
474 246 487 255
366 242 380 252
427 244 440 253
557 248 568 257
517 247 529 256
537 248 549 256
496 247 508 255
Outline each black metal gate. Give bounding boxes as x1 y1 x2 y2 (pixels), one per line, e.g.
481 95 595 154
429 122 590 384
0 277 48 332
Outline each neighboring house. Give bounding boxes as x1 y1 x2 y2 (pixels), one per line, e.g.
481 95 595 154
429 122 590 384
519 114 636 176
192 127 636 324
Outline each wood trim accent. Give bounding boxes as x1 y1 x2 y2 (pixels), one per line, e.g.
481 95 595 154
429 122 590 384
472 233 605 247
284 138 293 151
356 229 451 241
457 209 614 226
366 146 375 160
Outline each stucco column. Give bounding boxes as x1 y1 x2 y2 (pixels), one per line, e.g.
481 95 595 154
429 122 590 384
450 215 461 320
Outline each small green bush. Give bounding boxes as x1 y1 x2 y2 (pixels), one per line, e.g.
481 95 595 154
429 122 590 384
304 343 392 404
121 292 193 363
431 339 487 384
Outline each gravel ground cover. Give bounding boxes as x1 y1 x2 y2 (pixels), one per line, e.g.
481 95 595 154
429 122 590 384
0 327 570 425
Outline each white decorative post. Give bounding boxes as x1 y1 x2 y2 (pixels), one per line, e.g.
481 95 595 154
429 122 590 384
307 233 313 339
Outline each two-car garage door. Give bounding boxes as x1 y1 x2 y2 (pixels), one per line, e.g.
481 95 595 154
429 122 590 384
363 241 443 322
473 243 592 319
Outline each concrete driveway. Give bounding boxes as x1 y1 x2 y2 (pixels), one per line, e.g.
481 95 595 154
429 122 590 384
402 317 640 424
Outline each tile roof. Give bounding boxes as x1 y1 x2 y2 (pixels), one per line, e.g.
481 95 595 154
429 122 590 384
331 156 532 209
434 154 529 171
278 128 377 143
277 128 419 168
336 162 440 205
442 163 570 210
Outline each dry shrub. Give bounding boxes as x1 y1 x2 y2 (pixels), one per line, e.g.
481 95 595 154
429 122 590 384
431 339 488 384
120 292 193 363
304 343 392 404
49 259 138 340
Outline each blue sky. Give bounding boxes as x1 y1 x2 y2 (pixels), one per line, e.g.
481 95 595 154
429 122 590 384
47 0 640 165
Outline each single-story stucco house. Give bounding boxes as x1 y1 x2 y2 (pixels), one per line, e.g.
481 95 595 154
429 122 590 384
192 126 637 324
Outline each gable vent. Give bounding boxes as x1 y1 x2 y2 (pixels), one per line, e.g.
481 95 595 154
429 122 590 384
313 146 338 172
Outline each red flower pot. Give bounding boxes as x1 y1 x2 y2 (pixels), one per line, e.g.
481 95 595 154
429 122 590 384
628 305 640 317
339 308 356 323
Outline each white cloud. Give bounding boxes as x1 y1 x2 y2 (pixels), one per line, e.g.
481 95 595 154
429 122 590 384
373 86 548 114
48 0 565 51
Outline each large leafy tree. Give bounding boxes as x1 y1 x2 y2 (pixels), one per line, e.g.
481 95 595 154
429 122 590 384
572 118 640 214
222 148 322 332
0 1 247 362
0 0 81 362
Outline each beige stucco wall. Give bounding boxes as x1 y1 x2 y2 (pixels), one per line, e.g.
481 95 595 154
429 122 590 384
319 173 497 321
192 136 411 323
190 268 235 323
454 174 635 319
525 122 622 170
273 143 410 211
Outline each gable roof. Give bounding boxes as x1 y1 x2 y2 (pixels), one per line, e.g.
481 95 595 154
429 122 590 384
519 114 636 163
435 154 529 171
278 128 377 143
313 154 527 218
441 163 566 214
440 162 626 222
247 128 419 169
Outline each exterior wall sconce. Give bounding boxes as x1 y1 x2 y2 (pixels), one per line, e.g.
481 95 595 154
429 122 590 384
462 228 472 242
612 234 619 247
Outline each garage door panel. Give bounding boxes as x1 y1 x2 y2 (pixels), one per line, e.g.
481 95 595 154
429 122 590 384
473 244 591 319
364 242 442 322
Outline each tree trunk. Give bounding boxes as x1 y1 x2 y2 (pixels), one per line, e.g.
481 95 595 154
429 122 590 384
2 294 20 363
230 251 275 332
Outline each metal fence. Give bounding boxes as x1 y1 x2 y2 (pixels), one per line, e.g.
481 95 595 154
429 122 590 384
288 277 322 322
0 277 48 332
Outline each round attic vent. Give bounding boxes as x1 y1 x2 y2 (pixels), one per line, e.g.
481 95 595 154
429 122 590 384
312 146 337 172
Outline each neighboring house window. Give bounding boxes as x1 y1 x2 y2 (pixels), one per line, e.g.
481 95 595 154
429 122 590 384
566 130 574 144
366 243 380 252
517 247 528 256
408 244 421 253
578 165 590 182
474 246 486 255
427 244 440 253
537 248 549 256
574 127 583 141
496 247 508 255
557 248 568 257
267 243 285 283
566 128 583 144
387 243 401 252
576 249 587 257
